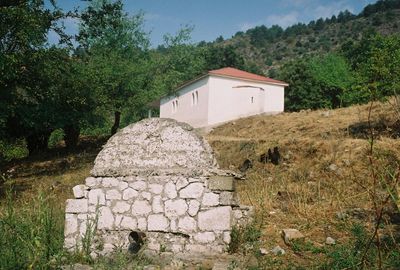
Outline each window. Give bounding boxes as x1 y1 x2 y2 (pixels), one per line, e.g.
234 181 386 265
172 100 179 113
192 91 199 106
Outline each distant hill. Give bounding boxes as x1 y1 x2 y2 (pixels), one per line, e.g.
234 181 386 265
211 0 400 75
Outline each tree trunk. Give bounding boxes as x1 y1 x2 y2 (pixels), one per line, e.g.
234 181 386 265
26 131 51 155
63 125 80 150
111 111 121 135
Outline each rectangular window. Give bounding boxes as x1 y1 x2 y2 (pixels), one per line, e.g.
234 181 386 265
172 100 179 113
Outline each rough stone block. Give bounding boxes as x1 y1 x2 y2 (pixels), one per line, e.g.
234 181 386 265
123 188 139 200
102 177 119 188
219 192 234 205
188 200 200 217
202 193 219 207
179 183 204 199
198 206 231 231
66 199 88 213
170 219 177 231
178 216 197 233
118 181 129 191
121 216 137 230
72 185 87 199
115 215 123 226
194 232 216 243
137 217 147 230
176 177 189 190
132 200 151 216
85 177 100 187
88 189 106 206
282 229 305 244
185 244 210 254
113 201 131 213
149 184 163 194
142 191 152 201
208 176 234 191
64 237 77 250
164 182 177 199
79 221 87 237
106 189 121 200
97 206 114 230
148 214 169 231
152 195 164 213
64 214 78 236
223 231 231 244
165 199 188 218
130 180 147 191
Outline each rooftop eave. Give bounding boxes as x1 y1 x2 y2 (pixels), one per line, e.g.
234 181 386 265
209 73 289 87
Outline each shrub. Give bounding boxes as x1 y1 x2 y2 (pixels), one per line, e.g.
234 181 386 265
228 222 262 255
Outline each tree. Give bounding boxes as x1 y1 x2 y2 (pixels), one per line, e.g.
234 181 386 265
0 0 72 154
342 34 400 102
278 53 354 111
77 0 150 135
204 45 245 71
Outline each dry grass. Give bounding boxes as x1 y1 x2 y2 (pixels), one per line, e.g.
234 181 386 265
0 136 107 208
207 99 400 267
0 100 399 268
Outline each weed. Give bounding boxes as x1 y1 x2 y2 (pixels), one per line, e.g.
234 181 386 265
228 222 262 255
0 190 64 269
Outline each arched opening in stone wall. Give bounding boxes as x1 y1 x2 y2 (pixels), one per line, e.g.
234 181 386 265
128 231 146 254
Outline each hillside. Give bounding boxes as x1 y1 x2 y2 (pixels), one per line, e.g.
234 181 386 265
216 2 400 74
206 98 400 268
2 98 399 268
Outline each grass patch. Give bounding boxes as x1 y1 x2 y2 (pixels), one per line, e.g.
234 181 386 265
0 190 64 269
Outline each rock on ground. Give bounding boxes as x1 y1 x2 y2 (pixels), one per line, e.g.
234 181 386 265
282 229 305 244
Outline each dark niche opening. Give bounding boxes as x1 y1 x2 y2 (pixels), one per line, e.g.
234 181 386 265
128 231 146 254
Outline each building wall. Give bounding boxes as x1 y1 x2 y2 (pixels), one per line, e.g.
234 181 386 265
207 76 285 126
263 83 285 113
160 77 209 128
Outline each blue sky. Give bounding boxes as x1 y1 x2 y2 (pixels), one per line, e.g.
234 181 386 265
51 0 377 47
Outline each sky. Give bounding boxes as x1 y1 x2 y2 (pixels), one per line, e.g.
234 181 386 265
51 0 377 47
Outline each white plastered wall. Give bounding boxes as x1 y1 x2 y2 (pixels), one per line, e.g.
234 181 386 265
160 77 210 128
207 76 285 126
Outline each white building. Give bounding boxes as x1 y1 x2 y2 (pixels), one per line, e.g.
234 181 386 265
159 67 288 128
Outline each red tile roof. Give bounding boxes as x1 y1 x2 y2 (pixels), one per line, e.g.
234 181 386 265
208 67 288 85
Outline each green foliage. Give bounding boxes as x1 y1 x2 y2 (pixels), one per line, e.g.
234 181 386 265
228 222 262 255
0 191 64 269
77 0 150 135
319 223 400 269
204 45 245 71
361 0 400 17
48 129 65 149
278 53 354 111
343 34 400 101
0 139 28 162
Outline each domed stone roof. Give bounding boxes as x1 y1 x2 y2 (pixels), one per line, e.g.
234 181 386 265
91 118 218 177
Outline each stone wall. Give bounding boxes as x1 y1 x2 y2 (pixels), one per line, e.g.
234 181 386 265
64 118 252 258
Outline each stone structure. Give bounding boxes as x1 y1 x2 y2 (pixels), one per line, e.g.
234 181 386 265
64 118 252 258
